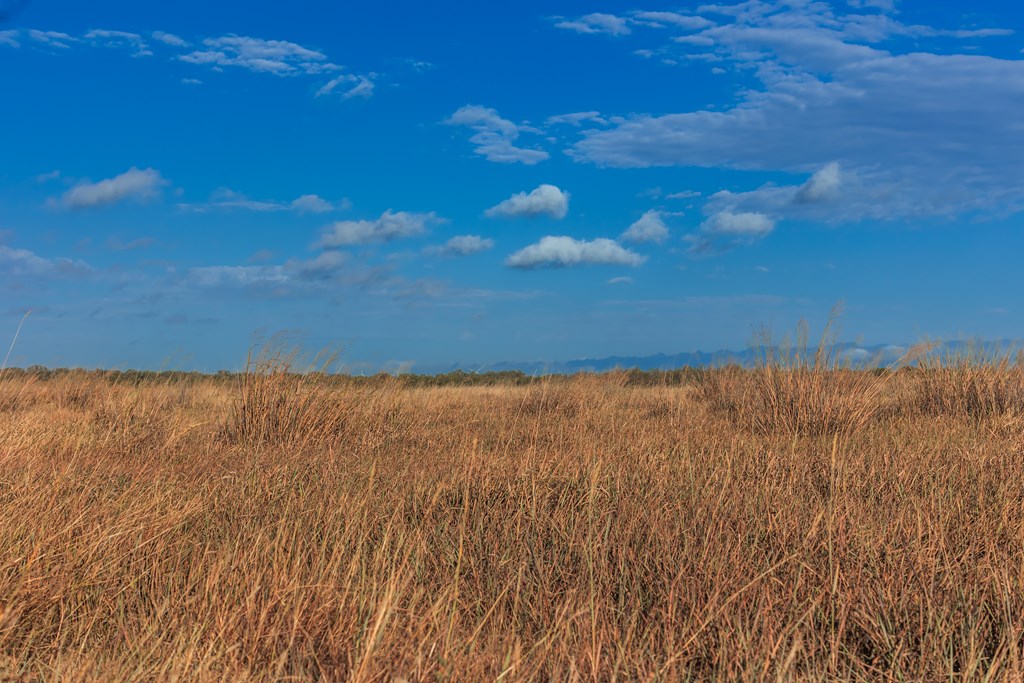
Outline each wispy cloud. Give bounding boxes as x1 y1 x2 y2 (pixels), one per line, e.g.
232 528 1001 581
485 184 569 219
178 34 333 75
151 31 188 47
84 29 152 57
59 167 168 210
631 11 713 30
555 13 631 36
320 210 443 247
106 237 156 251
506 236 645 269
546 111 609 127
445 105 549 165
26 29 78 49
0 245 94 278
316 74 375 99
666 190 701 200
182 189 349 214
1 28 377 100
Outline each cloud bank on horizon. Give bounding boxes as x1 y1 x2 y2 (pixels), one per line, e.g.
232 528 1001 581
1 0 1022 370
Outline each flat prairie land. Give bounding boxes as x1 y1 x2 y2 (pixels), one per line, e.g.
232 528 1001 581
1 364 1023 681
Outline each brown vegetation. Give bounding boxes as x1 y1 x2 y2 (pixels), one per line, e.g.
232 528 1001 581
1 354 1024 680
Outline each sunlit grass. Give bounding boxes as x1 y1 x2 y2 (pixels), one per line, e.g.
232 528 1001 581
1 348 1023 680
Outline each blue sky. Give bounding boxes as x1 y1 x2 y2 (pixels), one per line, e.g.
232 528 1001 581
1 0 1022 372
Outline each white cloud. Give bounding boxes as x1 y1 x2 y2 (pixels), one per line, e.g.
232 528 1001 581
446 105 549 165
485 184 569 220
632 11 714 30
666 190 701 200
702 162 845 221
506 236 645 269
555 13 632 36
316 74 375 99
183 189 347 213
795 161 842 203
320 210 441 247
0 245 93 278
284 250 349 280
701 211 775 237
690 211 775 253
60 167 167 209
621 210 670 244
546 111 608 126
290 194 339 213
27 30 78 49
152 31 188 47
85 29 151 56
568 0 1024 224
179 34 330 75
608 276 634 285
428 234 495 257
188 265 288 288
3 28 373 100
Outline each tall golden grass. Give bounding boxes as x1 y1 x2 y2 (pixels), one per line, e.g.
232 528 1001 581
1 347 1024 680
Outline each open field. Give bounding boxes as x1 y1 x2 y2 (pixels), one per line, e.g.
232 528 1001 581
1 359 1024 681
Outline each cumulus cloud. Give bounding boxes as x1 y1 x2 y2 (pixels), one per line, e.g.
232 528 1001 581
290 194 341 213
60 167 167 209
320 210 442 247
555 13 631 36
485 184 570 219
794 162 842 203
445 105 549 165
621 210 670 244
702 162 844 221
701 211 775 237
688 210 776 254
506 236 645 269
567 0 1024 224
428 234 495 257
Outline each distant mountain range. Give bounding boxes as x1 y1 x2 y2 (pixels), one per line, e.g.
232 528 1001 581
424 339 1023 375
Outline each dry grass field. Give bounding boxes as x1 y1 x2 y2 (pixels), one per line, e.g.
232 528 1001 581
1 349 1024 681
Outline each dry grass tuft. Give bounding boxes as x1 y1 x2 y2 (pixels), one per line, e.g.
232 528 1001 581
224 347 351 451
699 313 894 437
